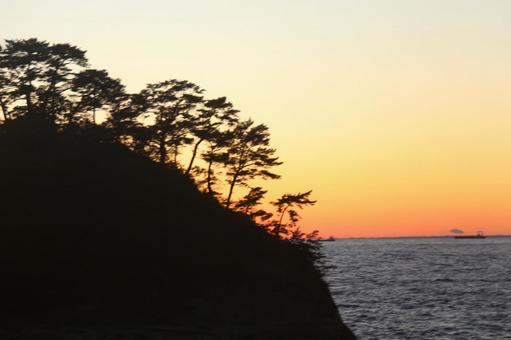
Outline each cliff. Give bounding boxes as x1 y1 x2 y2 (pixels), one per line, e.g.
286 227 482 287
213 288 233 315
0 119 355 339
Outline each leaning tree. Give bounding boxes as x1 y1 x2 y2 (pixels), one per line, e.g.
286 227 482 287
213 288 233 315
270 190 316 238
184 96 239 176
222 119 282 208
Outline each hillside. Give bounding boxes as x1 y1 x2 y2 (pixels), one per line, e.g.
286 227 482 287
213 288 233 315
0 118 355 339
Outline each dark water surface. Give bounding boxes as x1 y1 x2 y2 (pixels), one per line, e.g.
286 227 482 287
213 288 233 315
323 237 511 340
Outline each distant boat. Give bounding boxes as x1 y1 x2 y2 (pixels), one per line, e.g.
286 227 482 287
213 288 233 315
320 236 336 242
454 231 486 239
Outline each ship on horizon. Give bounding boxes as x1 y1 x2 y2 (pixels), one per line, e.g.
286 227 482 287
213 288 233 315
454 231 486 239
320 236 336 242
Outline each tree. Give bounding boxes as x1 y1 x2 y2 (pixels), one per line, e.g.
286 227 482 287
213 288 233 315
0 36 333 277
38 42 88 121
195 125 238 196
184 97 239 176
141 79 203 166
70 69 125 124
0 38 87 121
0 62 11 121
106 93 149 151
223 119 282 207
230 188 323 271
233 186 273 223
270 190 316 238
0 38 50 118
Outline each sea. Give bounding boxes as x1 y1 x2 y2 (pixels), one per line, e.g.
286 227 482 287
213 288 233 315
322 237 511 340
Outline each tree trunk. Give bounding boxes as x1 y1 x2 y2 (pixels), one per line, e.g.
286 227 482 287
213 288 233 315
41 67 59 119
274 206 289 238
173 145 178 165
0 97 9 121
226 172 239 208
226 155 246 208
159 135 167 165
24 64 35 117
25 88 33 116
186 139 204 175
207 158 214 194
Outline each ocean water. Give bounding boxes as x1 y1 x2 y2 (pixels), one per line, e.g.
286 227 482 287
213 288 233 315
323 237 511 340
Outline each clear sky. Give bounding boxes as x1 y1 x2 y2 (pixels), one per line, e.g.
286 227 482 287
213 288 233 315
3 0 511 237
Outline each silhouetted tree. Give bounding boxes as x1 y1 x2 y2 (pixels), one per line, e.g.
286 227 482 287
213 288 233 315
141 79 203 165
185 97 239 176
0 64 11 121
233 186 273 223
288 226 324 273
70 69 125 124
223 119 282 207
38 42 87 121
201 128 235 196
106 93 149 151
0 39 50 118
0 38 87 121
0 36 335 279
270 190 316 238
266 190 325 272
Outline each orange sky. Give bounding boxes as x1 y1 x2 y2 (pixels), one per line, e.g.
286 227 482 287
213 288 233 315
3 0 511 237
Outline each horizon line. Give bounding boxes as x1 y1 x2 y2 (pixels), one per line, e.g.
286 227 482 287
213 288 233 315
326 234 511 239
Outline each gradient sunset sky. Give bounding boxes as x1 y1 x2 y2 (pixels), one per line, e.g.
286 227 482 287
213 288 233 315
4 0 511 237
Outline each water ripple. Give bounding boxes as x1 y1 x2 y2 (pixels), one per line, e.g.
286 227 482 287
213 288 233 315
323 237 511 340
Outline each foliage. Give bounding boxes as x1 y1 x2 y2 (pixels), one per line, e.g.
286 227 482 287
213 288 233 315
185 96 239 175
0 38 325 269
270 190 317 238
222 119 283 207
233 186 273 222
139 79 203 165
70 69 125 124
0 38 88 121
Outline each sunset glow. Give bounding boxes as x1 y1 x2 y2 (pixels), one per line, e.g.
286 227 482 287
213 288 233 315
4 0 511 237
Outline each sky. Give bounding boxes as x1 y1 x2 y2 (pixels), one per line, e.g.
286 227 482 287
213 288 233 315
3 0 511 237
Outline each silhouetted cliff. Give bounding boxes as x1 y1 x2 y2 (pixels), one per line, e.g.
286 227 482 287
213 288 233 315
0 118 355 339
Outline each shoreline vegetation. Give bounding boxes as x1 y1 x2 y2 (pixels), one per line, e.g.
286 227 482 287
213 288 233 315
0 38 319 242
0 39 356 339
